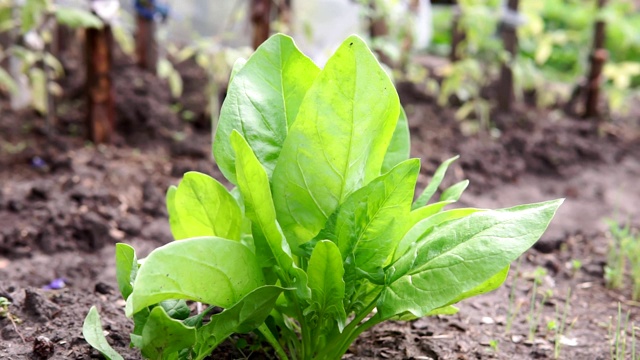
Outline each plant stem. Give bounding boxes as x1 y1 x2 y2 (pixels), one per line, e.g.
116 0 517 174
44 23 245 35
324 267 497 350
258 323 289 360
314 295 380 360
331 313 382 358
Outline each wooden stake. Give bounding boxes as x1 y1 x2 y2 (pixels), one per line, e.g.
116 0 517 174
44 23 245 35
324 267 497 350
583 0 608 118
135 2 157 71
85 25 115 143
450 5 465 62
251 0 271 49
497 0 519 113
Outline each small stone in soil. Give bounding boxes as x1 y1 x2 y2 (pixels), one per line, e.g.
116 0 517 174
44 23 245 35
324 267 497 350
511 335 524 343
33 336 55 359
481 316 495 324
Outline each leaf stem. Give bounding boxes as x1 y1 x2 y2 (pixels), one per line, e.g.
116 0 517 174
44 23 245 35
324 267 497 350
314 294 380 360
258 323 289 360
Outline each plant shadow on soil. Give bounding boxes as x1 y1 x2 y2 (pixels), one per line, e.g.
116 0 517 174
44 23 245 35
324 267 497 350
1 60 640 359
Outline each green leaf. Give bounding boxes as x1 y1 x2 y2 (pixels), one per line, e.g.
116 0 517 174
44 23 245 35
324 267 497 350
272 35 401 250
381 107 410 174
166 185 187 240
115 243 137 300
126 237 265 316
0 67 17 94
379 199 563 319
306 240 347 331
391 305 459 321
138 306 196 360
316 159 420 282
55 6 103 29
408 200 455 225
228 58 246 85
412 156 459 209
193 286 286 360
231 131 310 299
214 34 320 184
440 180 469 202
82 306 124 360
21 0 47 33
446 266 510 305
393 208 482 262
173 172 242 240
159 299 191 320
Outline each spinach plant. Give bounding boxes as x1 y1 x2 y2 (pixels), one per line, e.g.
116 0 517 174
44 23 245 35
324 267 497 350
84 33 562 360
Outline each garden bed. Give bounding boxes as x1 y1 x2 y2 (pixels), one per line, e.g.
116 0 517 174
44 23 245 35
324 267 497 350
1 66 640 359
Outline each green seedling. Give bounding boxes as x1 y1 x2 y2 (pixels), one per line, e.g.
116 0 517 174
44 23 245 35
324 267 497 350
552 289 573 359
527 267 549 342
84 34 563 360
605 219 640 299
505 257 522 334
609 302 640 360
605 220 630 290
489 339 499 352
0 296 24 343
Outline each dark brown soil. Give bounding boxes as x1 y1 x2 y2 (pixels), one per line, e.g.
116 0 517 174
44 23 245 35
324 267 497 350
1 65 640 360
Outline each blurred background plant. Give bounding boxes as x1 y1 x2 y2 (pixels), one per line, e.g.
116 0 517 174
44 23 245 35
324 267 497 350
1 0 639 142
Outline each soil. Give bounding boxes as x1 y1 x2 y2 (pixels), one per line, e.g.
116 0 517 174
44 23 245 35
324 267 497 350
1 59 640 360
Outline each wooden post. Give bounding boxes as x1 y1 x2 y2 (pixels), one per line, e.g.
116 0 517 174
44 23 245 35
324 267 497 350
497 0 519 113
275 0 292 32
85 24 115 143
135 1 157 71
368 0 388 39
450 5 464 62
251 0 271 49
583 0 608 118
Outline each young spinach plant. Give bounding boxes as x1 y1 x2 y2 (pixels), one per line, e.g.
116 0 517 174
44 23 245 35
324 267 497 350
84 33 562 360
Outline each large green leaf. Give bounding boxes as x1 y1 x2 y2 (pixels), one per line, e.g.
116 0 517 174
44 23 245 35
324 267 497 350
165 186 187 240
306 240 347 331
115 243 137 300
379 199 563 319
272 35 401 250
214 34 320 184
126 237 264 316
83 306 124 360
381 107 411 174
193 286 286 360
172 172 242 240
412 155 459 209
231 131 310 299
137 306 196 360
317 159 420 282
393 208 482 262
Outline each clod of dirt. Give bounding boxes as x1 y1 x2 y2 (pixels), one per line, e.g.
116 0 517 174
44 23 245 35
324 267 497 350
533 237 564 254
23 289 60 321
33 336 55 359
113 65 183 145
170 138 208 159
74 212 114 251
7 199 23 213
94 282 113 295
140 219 172 244
28 184 49 202
118 215 142 236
